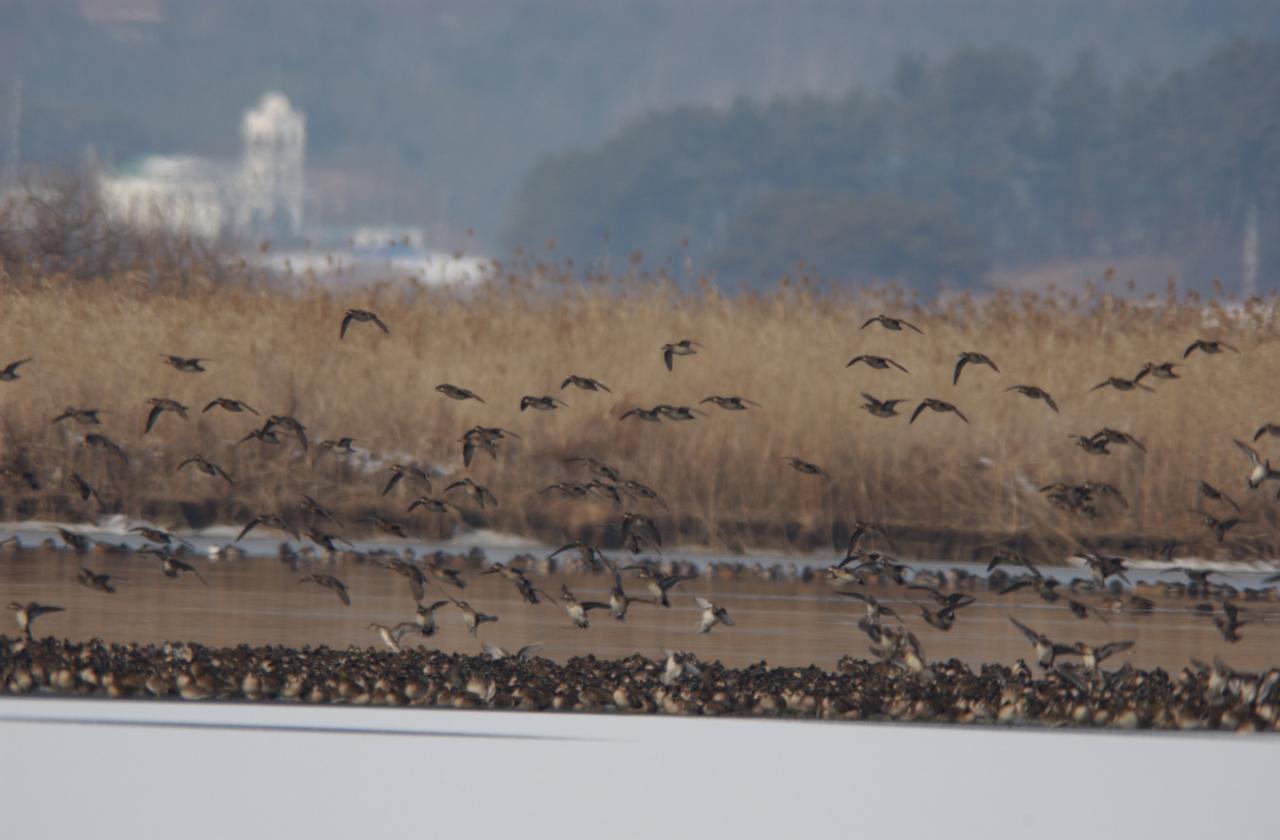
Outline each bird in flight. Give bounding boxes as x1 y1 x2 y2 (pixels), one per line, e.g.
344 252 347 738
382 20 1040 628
340 308 389 339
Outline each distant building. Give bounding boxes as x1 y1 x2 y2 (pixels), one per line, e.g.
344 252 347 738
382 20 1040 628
97 91 305 240
235 92 305 237
98 154 227 238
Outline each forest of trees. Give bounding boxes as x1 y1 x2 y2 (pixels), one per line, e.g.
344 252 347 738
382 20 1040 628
504 42 1280 292
5 0 1279 264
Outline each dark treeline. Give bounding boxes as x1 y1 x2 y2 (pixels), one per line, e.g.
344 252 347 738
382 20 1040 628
504 42 1280 293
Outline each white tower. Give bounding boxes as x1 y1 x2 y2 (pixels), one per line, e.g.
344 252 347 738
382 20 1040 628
236 92 305 236
1243 201 1259 299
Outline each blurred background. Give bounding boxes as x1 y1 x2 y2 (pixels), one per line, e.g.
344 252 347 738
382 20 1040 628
2 0 1278 294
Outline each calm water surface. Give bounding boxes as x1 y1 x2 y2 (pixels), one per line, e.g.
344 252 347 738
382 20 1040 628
3 544 1278 673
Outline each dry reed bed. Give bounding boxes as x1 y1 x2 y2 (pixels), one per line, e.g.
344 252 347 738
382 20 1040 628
1 271 1279 559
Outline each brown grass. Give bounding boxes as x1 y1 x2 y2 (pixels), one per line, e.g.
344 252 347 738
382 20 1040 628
2 234 1279 560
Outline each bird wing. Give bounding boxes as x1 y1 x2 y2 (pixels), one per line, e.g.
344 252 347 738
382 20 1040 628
340 312 353 339
1234 438 1262 467
144 405 163 434
373 314 390 334
235 519 261 543
1008 616 1039 643
663 347 674 371
694 596 713 610
953 357 967 385
515 643 544 661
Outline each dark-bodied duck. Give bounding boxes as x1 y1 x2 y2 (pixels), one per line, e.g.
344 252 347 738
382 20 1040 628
129 526 193 549
177 454 233 485
1009 617 1076 669
84 432 128 463
953 351 999 385
1184 339 1239 358
149 548 208 585
359 516 409 539
1089 376 1154 394
236 426 282 446
387 558 429 601
846 354 909 372
236 513 300 542
1134 361 1179 383
77 567 117 594
51 407 101 425
549 540 608 570
662 339 702 371
1233 438 1280 489
1195 480 1240 511
561 374 611 393
910 398 968 424
860 314 923 334
608 574 654 620
700 395 760 411
1072 640 1135 671
264 415 308 449
622 565 694 607
56 527 93 553
1192 511 1241 543
1092 428 1146 453
340 308 389 338
654 404 706 421
1005 384 1059 413
0 357 32 381
859 393 907 418
445 477 498 510
695 596 734 633
782 456 828 478
367 622 417 652
144 398 188 433
560 585 610 629
319 437 357 455
162 354 208 372
520 395 567 412
202 397 259 416
306 528 352 553
566 456 623 482
408 496 458 515
436 383 484 403
618 512 662 552
298 574 350 606
383 463 432 496
1075 552 1130 586
7 601 64 637
412 600 451 636
298 494 340 524
619 406 663 422
66 472 104 507
448 596 498 635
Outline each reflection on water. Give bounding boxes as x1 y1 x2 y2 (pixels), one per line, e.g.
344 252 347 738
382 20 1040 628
2 548 1277 672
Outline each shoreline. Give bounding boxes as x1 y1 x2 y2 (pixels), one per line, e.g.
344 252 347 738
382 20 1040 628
3 635 1277 732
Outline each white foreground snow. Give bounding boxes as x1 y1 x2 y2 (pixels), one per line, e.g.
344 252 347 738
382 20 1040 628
0 697 1272 838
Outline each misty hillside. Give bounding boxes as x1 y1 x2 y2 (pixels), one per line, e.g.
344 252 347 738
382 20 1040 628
3 0 1278 259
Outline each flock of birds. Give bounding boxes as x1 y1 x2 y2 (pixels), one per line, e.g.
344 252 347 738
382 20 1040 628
4 307 1280 727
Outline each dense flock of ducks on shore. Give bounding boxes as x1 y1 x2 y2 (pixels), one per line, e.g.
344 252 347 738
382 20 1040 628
4 309 1280 729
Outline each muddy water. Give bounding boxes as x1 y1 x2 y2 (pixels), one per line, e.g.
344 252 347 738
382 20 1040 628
2 547 1278 673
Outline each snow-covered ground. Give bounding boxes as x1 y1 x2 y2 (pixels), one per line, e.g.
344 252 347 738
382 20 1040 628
0 697 1272 839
